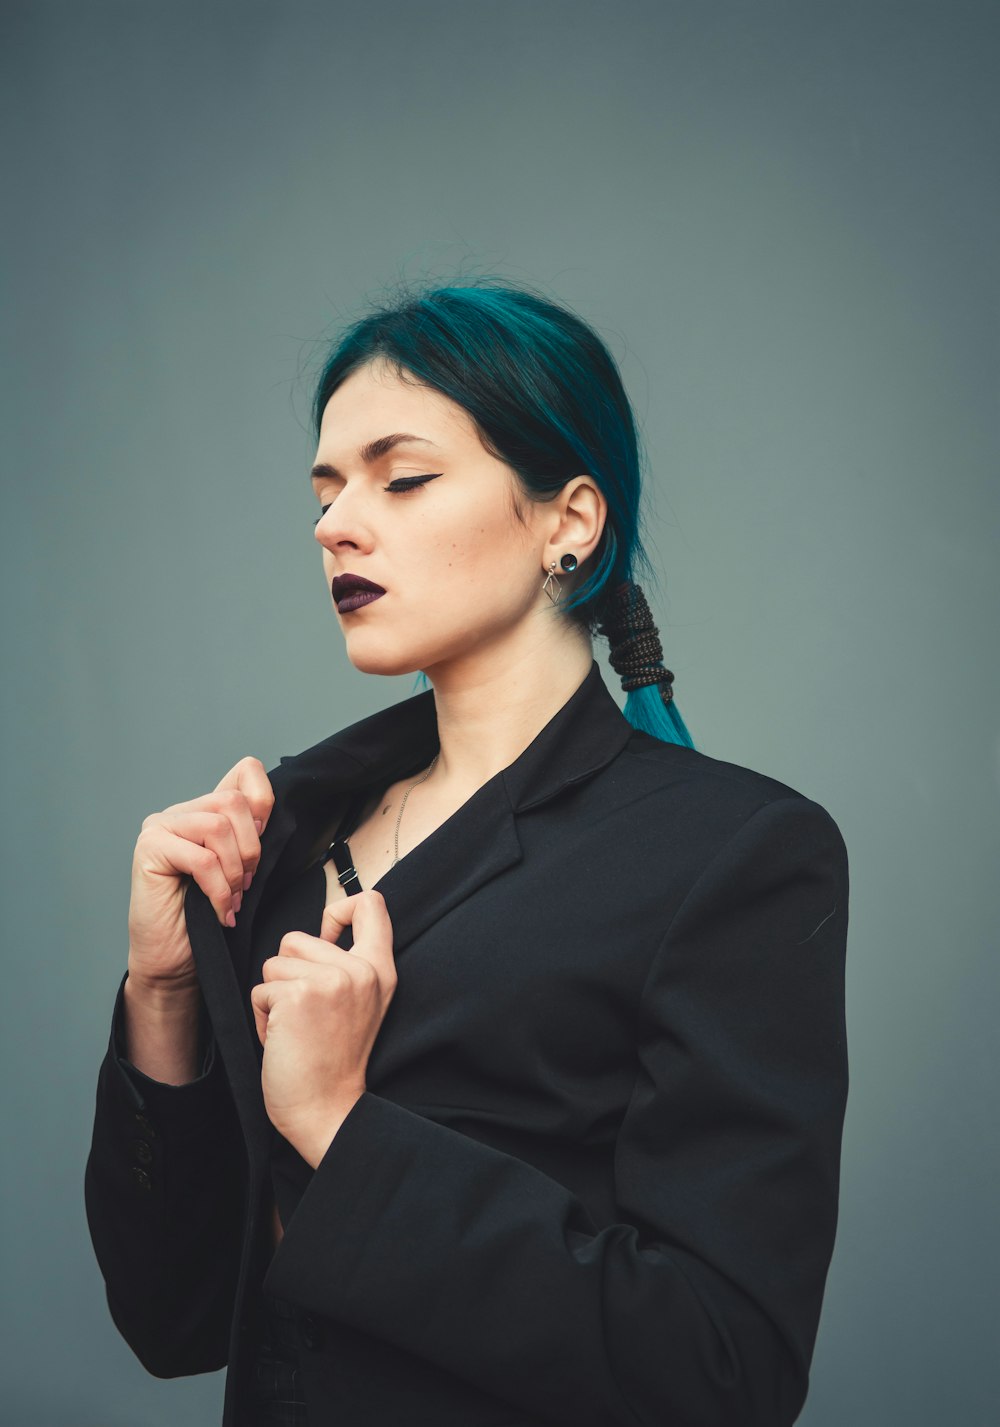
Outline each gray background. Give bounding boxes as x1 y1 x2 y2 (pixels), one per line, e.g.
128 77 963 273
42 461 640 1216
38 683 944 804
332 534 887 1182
2 2 997 1423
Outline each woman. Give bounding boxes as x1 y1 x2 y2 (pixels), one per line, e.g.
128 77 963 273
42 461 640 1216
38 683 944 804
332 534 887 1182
85 280 849 1427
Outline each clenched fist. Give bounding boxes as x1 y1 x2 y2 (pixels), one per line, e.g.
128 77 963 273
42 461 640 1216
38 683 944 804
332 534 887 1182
128 755 275 993
251 889 398 1168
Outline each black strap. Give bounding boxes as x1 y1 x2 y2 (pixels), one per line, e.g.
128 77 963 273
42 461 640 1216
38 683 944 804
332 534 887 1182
325 836 363 896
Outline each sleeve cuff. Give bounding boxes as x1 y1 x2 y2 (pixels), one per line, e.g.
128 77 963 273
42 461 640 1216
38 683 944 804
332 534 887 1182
106 971 232 1134
261 1088 562 1313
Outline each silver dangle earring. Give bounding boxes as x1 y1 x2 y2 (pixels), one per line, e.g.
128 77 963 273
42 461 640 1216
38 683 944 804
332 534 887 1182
542 559 562 604
542 553 579 604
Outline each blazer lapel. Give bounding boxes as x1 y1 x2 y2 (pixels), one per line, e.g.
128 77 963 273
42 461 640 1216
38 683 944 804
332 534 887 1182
181 685 444 1172
344 773 523 957
349 661 635 956
184 882 274 1169
183 659 633 1173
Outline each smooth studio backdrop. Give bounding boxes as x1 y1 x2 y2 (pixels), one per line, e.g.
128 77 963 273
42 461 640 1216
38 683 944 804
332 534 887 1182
2 3 997 1423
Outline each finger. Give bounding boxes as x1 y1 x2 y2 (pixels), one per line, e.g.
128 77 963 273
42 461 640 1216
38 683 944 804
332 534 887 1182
157 809 246 899
275 929 366 965
205 787 266 888
322 890 395 979
262 954 346 983
317 891 367 945
318 889 394 944
250 980 274 1046
275 929 332 959
156 791 264 895
215 756 276 835
135 823 242 928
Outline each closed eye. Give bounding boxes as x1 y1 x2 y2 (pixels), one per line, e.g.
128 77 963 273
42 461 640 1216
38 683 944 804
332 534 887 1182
313 472 442 525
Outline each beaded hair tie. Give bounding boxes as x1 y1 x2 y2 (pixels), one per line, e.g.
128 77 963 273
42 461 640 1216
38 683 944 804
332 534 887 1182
596 580 675 705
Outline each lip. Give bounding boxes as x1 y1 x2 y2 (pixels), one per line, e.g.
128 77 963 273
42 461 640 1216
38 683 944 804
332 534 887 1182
336 589 385 614
332 572 387 614
332 573 386 600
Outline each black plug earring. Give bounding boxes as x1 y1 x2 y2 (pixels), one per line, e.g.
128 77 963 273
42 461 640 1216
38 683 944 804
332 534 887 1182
560 553 578 572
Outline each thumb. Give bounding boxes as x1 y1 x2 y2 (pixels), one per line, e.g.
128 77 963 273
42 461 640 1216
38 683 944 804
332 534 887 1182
250 980 275 1047
319 890 366 945
321 890 395 972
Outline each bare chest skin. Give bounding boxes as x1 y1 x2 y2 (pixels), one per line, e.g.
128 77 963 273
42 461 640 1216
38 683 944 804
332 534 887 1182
270 768 465 1250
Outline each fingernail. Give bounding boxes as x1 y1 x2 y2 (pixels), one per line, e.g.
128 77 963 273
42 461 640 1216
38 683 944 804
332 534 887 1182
254 819 263 834
225 909 236 928
243 871 253 892
233 890 243 912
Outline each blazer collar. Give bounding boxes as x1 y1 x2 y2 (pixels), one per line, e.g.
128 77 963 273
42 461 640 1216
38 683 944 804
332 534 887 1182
272 655 629 828
184 658 632 1171
263 654 631 928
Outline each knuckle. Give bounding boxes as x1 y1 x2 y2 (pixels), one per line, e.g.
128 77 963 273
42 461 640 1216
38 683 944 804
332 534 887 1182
320 968 344 998
193 846 218 874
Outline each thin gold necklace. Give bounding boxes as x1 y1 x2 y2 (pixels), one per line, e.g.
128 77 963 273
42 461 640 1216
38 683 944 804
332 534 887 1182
391 753 439 867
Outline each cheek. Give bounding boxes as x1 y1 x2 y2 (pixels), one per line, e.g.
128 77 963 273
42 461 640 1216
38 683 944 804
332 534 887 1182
428 501 525 572
430 530 537 618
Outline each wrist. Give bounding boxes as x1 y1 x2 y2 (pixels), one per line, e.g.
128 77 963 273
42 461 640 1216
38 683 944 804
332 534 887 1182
122 972 203 1085
287 1092 364 1170
125 966 201 1010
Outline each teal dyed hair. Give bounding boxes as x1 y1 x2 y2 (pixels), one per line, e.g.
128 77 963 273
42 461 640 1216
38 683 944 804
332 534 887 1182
309 277 695 750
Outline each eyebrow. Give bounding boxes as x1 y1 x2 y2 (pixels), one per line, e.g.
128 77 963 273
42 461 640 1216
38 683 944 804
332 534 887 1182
310 432 439 482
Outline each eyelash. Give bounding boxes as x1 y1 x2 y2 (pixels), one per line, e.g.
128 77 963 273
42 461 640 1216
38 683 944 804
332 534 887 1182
313 473 441 525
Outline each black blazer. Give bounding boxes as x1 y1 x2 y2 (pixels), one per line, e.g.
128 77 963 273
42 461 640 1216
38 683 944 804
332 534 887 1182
85 660 850 1427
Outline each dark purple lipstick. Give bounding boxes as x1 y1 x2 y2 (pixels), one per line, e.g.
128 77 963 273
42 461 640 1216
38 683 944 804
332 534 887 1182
332 572 387 614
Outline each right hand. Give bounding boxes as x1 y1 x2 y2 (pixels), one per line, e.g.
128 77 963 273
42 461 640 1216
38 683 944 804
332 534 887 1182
127 756 275 991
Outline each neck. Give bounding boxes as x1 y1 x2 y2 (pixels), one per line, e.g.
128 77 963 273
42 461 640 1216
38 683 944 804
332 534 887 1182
419 629 595 794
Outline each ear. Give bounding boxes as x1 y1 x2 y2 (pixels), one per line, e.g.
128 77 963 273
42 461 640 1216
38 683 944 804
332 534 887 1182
542 476 606 572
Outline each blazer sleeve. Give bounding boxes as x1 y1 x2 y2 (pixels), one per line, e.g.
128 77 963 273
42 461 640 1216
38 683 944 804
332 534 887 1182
262 794 850 1427
84 971 245 1377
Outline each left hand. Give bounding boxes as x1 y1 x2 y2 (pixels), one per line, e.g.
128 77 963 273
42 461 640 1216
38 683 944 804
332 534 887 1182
250 889 397 1168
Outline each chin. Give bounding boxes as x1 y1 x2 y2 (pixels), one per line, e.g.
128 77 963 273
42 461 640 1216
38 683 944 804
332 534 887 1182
342 641 425 681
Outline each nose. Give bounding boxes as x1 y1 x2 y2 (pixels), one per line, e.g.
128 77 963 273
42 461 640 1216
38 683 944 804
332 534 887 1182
314 497 371 555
